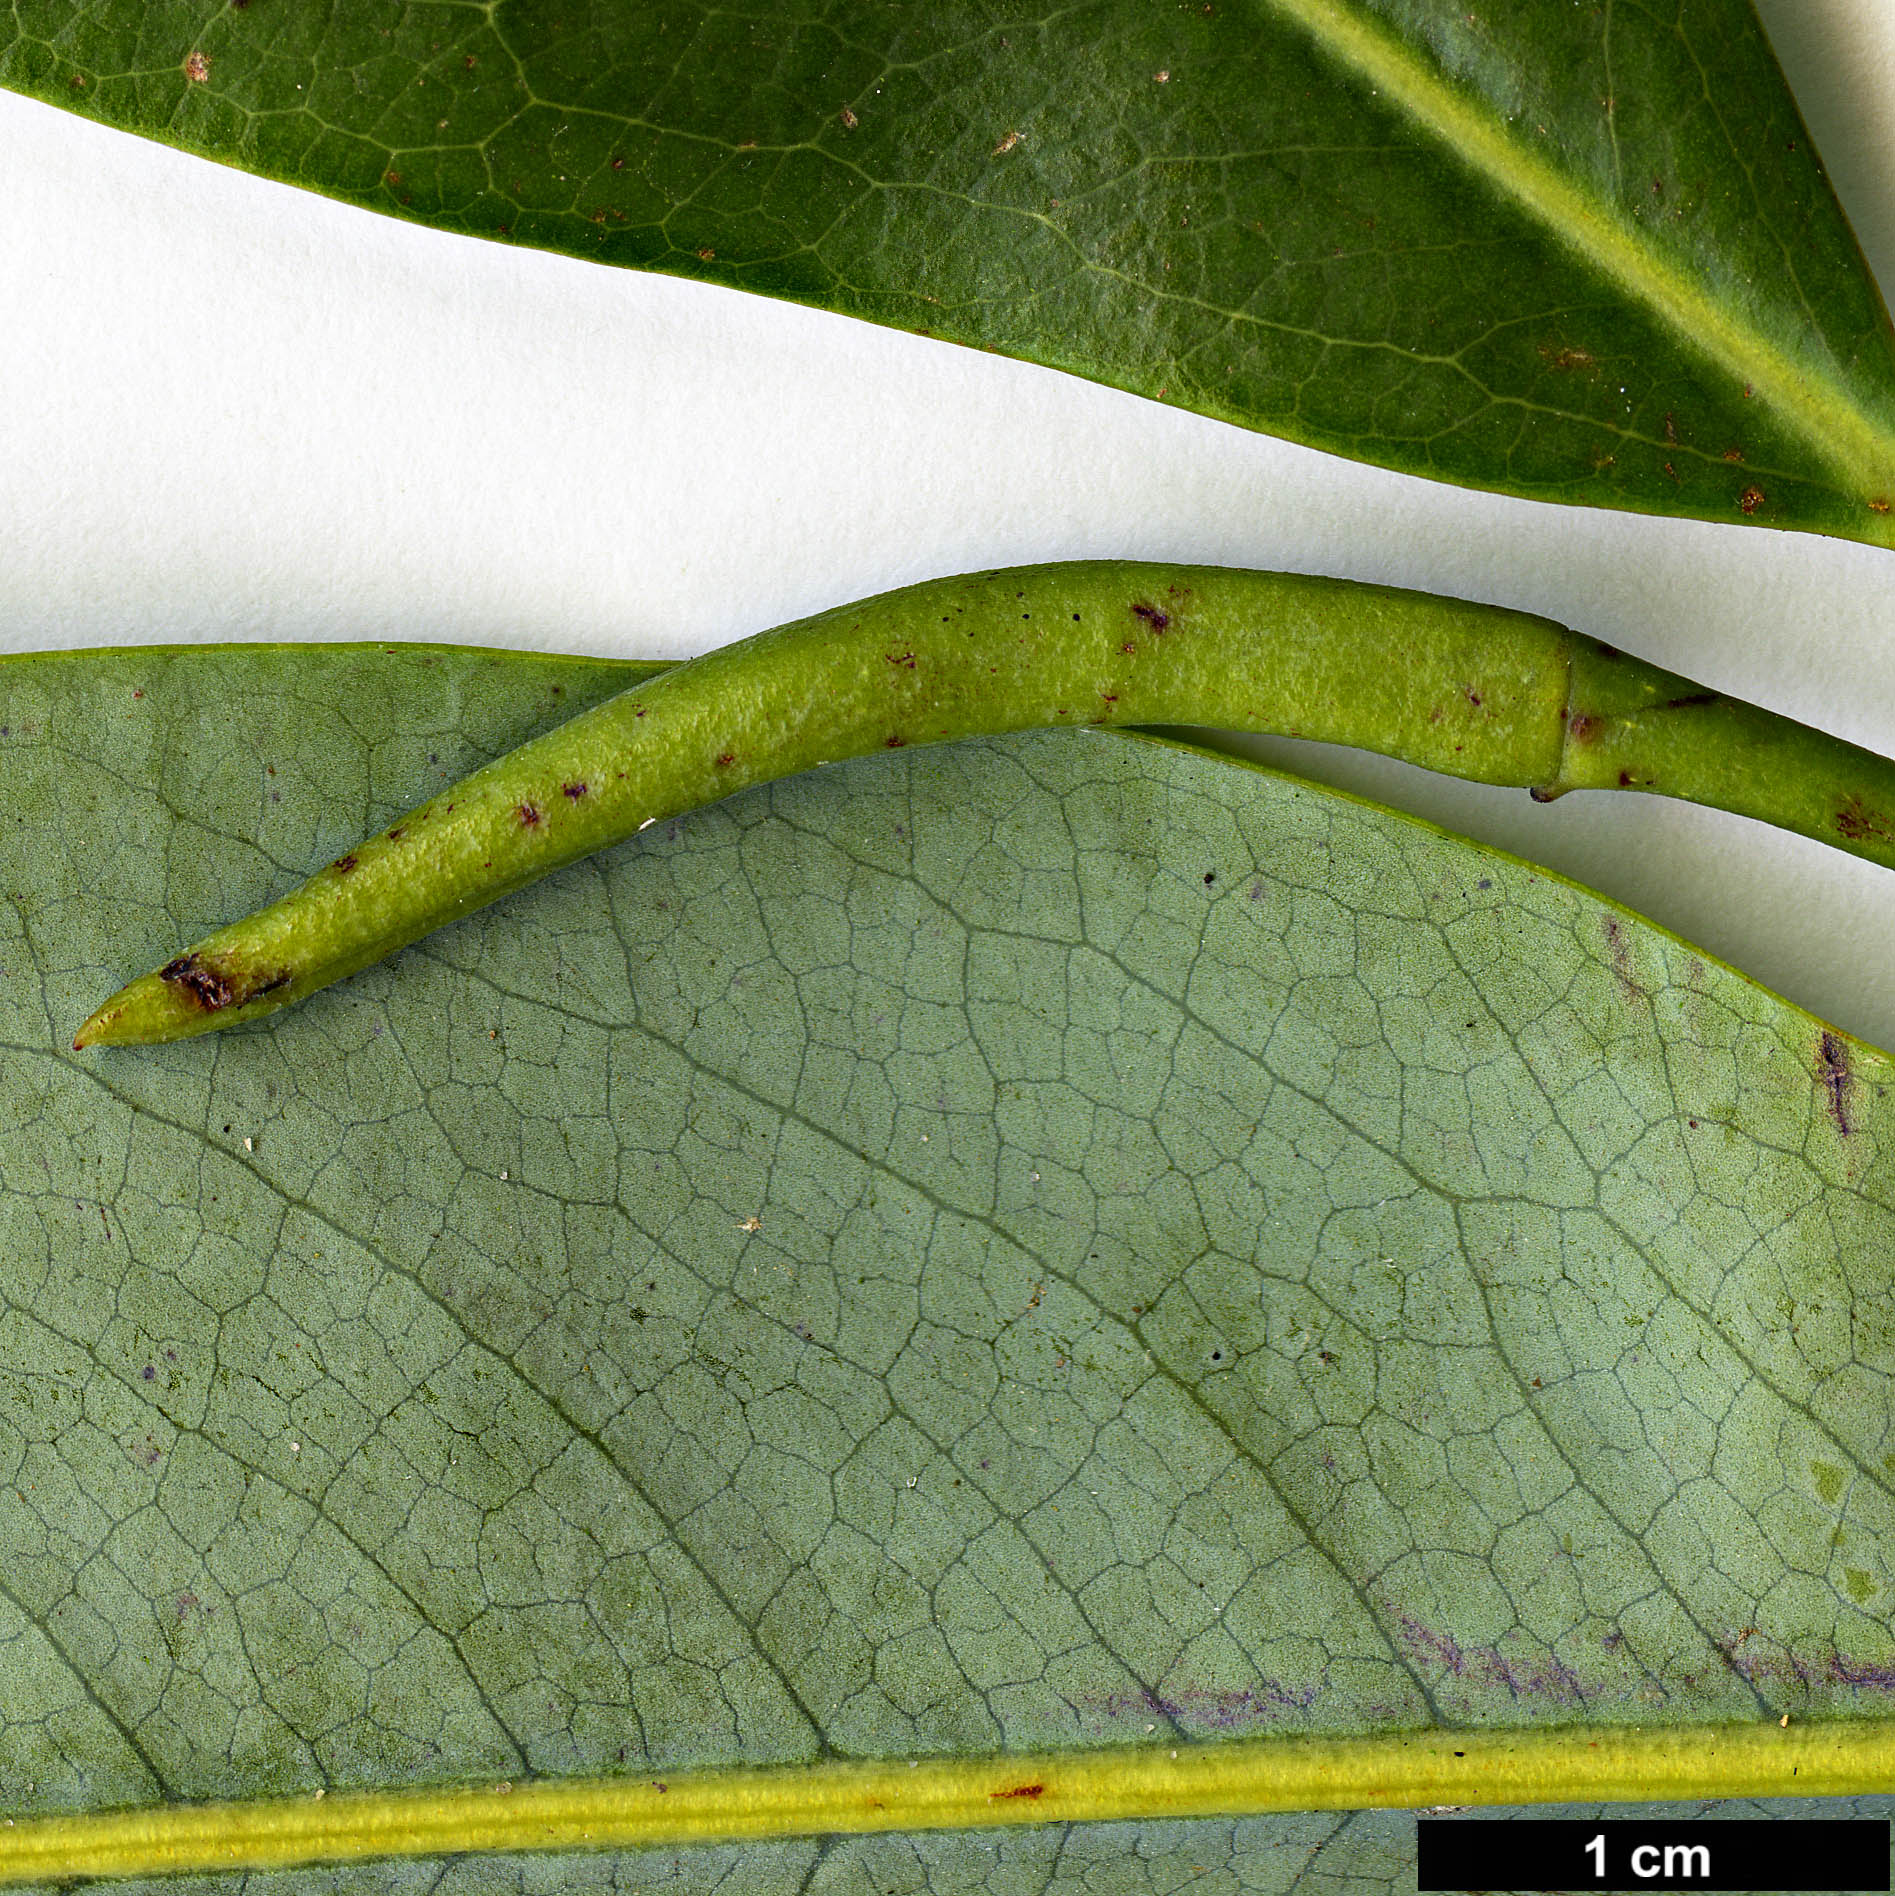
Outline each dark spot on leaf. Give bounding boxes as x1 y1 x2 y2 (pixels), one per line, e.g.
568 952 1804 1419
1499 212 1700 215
1618 770 1633 786
1566 712 1603 744
1662 692 1719 711
885 651 916 668
716 753 735 768
1819 1030 1853 1136
1203 871 1216 886
1602 915 1642 1001
1462 686 1482 707
387 826 404 841
1739 485 1766 514
1836 795 1895 845
518 803 541 826
885 736 905 748
332 854 357 875
562 782 589 800
1723 446 1745 463
1130 603 1169 632
992 1784 1044 1799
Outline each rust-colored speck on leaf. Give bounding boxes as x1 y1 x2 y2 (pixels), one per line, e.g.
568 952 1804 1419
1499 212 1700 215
184 50 210 82
840 105 859 129
1819 1030 1854 1136
993 129 1023 155
332 854 358 875
991 1783 1045 1800
1837 795 1895 845
517 803 542 827
1130 603 1169 633
1739 485 1766 514
1723 446 1745 463
562 782 589 800
1602 915 1641 1001
1537 343 1595 372
1566 711 1603 745
1872 498 1892 515
885 735 905 748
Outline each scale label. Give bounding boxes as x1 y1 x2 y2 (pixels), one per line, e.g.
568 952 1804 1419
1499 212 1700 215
1416 1817 1890 1891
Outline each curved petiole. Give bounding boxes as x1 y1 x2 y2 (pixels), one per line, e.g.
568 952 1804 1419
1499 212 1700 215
74 562 1895 1048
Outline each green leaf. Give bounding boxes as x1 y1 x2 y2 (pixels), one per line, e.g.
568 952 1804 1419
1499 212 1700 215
5 642 1895 1886
5 1 1895 544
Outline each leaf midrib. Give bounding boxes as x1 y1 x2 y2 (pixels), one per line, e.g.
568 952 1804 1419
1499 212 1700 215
6 1722 1892 1884
1272 0 1895 501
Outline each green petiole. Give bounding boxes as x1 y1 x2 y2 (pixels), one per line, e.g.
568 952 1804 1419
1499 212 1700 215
74 561 1895 1049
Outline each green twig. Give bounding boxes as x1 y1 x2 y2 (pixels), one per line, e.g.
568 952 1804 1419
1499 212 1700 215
75 562 1895 1048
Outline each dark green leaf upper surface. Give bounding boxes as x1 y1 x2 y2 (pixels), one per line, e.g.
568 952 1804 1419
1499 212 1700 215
5 2 1895 541
4 645 1895 1888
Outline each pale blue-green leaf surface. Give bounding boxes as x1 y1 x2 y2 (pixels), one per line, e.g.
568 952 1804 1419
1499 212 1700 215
5 644 1895 1889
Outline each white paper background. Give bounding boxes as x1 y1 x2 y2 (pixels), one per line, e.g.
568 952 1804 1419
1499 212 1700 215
5 2 1895 1046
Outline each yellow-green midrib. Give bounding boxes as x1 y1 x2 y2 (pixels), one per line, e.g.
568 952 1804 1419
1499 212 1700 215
1270 0 1895 504
3 1723 1892 1884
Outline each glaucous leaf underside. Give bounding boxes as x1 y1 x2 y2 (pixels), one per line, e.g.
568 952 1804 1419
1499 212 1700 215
6 2 1895 542
3 644 1895 1887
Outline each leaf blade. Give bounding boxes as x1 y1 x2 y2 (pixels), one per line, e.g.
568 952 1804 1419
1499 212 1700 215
4 2 1894 540
5 643 1895 1888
